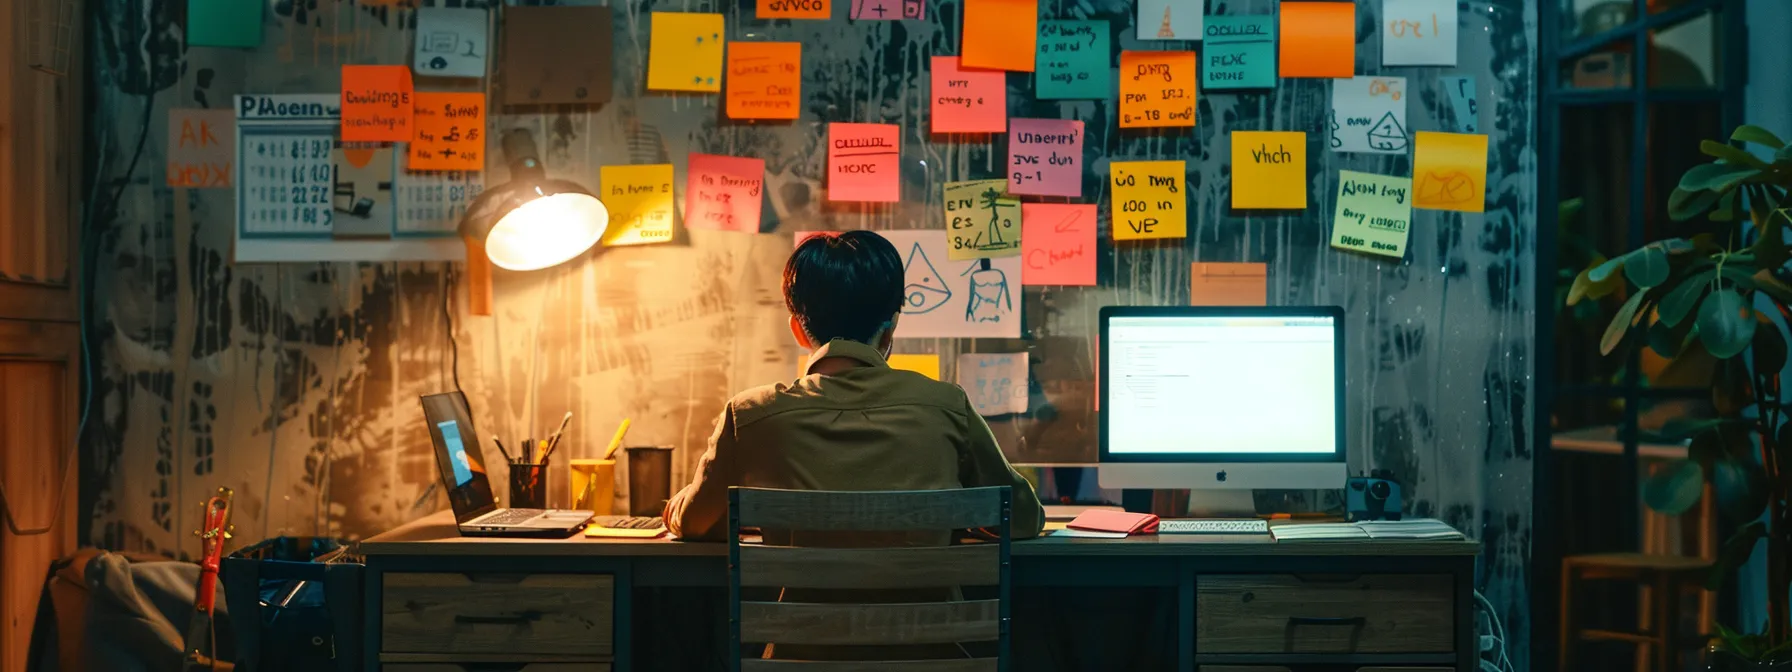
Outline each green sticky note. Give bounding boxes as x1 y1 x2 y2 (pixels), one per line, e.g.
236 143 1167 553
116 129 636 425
1036 20 1111 100
1332 171 1413 259
188 0 264 48
1204 15 1274 90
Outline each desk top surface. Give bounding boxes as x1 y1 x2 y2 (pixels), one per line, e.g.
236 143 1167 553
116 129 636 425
357 511 1480 558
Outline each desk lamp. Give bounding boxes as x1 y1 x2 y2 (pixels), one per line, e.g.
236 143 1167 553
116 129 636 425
459 128 608 314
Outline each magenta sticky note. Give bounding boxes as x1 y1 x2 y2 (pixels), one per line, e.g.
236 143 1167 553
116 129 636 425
1008 118 1084 197
827 123 901 202
686 153 765 232
931 56 1007 134
1021 203 1097 286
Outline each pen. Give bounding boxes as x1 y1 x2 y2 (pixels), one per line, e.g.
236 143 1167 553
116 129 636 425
601 418 632 461
543 412 573 461
492 436 514 464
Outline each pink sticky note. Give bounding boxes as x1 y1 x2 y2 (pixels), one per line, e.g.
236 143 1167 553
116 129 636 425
1008 118 1083 197
827 123 901 202
850 0 923 20
931 57 1007 134
686 153 765 233
1021 203 1097 286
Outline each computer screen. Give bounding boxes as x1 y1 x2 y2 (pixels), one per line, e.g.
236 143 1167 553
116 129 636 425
421 392 497 522
439 420 476 486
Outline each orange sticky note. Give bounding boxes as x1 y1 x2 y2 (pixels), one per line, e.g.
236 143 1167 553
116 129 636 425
759 0 830 19
1413 131 1489 212
931 56 1007 134
1279 2 1355 78
1118 51 1196 128
827 123 900 202
409 92 485 172
1190 263 1268 306
961 0 1037 72
341 65 414 142
727 42 802 120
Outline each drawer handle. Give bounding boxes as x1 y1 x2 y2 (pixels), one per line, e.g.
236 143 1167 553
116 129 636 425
1283 616 1367 652
453 611 544 626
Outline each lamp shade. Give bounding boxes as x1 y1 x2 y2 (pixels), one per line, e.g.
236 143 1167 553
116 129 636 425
483 188 609 271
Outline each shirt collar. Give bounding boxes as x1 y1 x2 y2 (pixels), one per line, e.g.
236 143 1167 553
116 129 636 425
804 339 889 374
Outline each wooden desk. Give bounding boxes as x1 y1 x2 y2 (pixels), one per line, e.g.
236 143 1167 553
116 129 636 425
360 511 1481 671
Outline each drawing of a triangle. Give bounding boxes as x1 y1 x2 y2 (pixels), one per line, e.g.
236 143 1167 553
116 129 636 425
1368 112 1408 147
902 241 952 314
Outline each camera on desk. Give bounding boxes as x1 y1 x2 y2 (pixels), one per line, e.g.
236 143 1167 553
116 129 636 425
1346 469 1404 521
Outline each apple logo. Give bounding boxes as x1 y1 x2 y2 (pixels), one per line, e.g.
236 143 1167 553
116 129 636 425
1216 470 1228 482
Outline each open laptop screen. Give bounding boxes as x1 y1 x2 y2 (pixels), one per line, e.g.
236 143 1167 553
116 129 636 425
421 392 497 523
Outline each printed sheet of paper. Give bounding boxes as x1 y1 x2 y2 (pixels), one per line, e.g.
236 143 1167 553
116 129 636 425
727 42 802 120
1119 51 1196 128
413 8 488 78
888 354 941 380
797 230 1022 338
648 13 723 92
1332 170 1413 258
1037 20 1110 100
396 171 483 235
1413 131 1488 212
1231 131 1308 209
600 164 676 246
961 0 1037 72
945 180 1022 260
502 6 612 105
1137 0 1202 40
167 109 234 188
1441 75 1478 133
1110 160 1187 241
1008 118 1083 197
340 66 414 142
1021 203 1096 286
850 0 923 20
931 56 1007 134
827 123 901 202
1329 76 1408 154
236 95 339 238
188 0 262 48
409 92 485 172
760 0 830 20
326 146 395 237
1204 15 1275 90
1279 2 1355 78
958 353 1029 416
686 153 765 233
1383 0 1458 66
1190 262 1267 306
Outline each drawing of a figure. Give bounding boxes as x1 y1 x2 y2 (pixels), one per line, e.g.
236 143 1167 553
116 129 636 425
963 259 1012 323
977 186 1019 253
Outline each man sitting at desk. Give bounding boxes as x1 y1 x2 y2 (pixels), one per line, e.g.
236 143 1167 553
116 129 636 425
665 230 1045 541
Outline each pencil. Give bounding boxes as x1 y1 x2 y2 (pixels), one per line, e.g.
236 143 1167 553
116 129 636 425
492 436 514 463
601 418 632 461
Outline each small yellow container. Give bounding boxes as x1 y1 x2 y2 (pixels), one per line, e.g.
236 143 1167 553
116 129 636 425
569 459 617 515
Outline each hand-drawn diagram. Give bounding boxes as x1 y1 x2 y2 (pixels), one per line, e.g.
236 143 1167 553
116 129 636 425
1329 76 1408 155
799 230 1020 338
903 240 952 313
412 8 488 78
946 180 1021 260
1416 171 1477 204
963 259 1013 323
1367 112 1408 151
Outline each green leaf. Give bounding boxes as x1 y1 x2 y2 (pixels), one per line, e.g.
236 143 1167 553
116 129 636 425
1624 245 1671 288
1697 289 1756 358
1568 256 1624 305
1686 429 1724 467
1706 523 1766 591
1752 205 1788 270
1558 197 1584 226
1641 459 1705 515
1670 187 1724 221
1601 291 1647 355
1647 319 1683 358
1778 144 1792 163
1713 189 1739 221
1711 458 1771 520
1753 269 1792 303
1731 124 1787 150
1700 140 1769 168
1719 264 1762 290
1587 255 1626 284
1678 162 1761 192
1658 270 1713 327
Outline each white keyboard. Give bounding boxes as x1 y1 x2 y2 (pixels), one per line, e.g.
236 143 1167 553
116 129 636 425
1158 519 1270 535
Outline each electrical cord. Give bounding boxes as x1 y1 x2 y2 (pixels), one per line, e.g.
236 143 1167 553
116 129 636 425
1474 590 1517 672
443 271 462 393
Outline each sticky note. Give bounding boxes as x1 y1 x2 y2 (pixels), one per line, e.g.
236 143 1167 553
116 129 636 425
760 0 830 19
1329 76 1408 154
944 180 1022 260
167 109 234 188
1110 161 1186 241
413 8 488 78
802 230 1021 338
1021 203 1097 286
600 164 676 246
931 57 1007 134
1138 0 1201 40
1332 170 1413 258
827 123 900 202
1037 21 1111 99
1119 51 1197 128
1280 2 1355 78
958 353 1029 416
648 13 724 92
187 0 262 48
1231 131 1307 210
686 154 765 233
340 66 414 142
1383 0 1458 66
1413 131 1488 212
1441 75 1478 133
851 0 924 20
888 354 941 380
502 6 613 105
409 93 485 172
727 42 802 120
1205 15 1275 90
962 0 1037 72
1190 262 1267 306
1008 118 1084 197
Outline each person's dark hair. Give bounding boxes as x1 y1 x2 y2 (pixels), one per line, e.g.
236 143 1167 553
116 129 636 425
784 231 905 345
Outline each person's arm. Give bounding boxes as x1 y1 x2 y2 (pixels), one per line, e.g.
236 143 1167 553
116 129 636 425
663 405 741 541
957 397 1046 540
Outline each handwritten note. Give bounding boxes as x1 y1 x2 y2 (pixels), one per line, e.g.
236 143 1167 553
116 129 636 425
727 42 802 120
1008 118 1083 197
647 13 724 92
931 57 1007 134
1137 0 1201 40
800 230 1020 338
1204 15 1275 90
1383 0 1458 66
958 353 1029 416
1037 20 1110 99
1110 160 1186 241
188 0 262 48
686 154 765 233
1119 51 1196 128
1441 75 1478 133
413 8 488 78
888 354 941 380
962 0 1037 72
1413 131 1488 212
1190 263 1267 306
945 180 1022 260
340 66 413 142
167 109 234 188
1021 203 1096 286
1332 170 1413 259
850 0 923 20
600 164 676 246
827 123 900 202
1231 131 1308 209
1329 76 1407 154
409 92 485 172
1280 2 1355 78
760 0 829 19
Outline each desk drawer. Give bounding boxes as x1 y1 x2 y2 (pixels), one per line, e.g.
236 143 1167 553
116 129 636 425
1201 668 1452 672
382 573 614 656
1196 574 1452 654
386 665 608 672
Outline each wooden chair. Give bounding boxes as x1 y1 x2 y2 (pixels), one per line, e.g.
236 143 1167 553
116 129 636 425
1558 552 1713 672
727 486 1012 672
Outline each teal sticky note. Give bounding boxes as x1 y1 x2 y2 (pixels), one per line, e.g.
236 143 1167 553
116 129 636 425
1036 20 1111 100
1440 76 1478 133
1203 15 1274 90
188 0 263 48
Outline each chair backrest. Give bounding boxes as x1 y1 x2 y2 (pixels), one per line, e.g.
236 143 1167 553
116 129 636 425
728 486 1012 672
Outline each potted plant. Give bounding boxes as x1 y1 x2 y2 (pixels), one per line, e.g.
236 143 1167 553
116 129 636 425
1565 124 1792 670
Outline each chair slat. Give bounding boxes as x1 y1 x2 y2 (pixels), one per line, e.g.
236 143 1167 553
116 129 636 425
734 487 1005 531
739 600 1001 646
739 544 999 589
740 658 998 671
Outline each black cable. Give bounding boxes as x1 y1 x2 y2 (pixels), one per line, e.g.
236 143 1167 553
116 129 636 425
444 272 463 393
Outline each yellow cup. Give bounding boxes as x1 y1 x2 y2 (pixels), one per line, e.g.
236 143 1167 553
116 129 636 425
569 459 617 515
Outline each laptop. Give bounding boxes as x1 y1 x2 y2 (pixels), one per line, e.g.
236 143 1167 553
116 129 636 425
421 392 593 537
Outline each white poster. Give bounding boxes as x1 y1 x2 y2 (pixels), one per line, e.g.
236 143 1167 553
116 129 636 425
796 230 1022 339
413 8 489 78
1382 0 1458 66
1328 76 1409 155
1136 0 1202 40
957 353 1029 416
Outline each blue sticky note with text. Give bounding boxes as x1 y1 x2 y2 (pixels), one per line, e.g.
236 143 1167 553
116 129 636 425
1036 20 1111 100
187 0 264 48
1441 76 1478 133
1203 15 1274 90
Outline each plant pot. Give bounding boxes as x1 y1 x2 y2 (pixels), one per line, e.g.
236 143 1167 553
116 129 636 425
1709 647 1792 671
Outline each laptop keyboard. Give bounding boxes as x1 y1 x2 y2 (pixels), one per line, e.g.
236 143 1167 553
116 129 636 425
481 508 546 525
595 516 665 530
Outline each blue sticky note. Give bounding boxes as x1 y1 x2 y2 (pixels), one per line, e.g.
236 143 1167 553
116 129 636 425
188 0 264 48
1036 20 1111 100
1441 76 1478 133
1203 15 1275 90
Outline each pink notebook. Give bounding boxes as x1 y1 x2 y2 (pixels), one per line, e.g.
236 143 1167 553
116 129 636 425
1066 510 1160 535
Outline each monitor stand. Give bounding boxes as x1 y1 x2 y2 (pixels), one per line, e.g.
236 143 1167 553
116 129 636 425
1183 490 1258 518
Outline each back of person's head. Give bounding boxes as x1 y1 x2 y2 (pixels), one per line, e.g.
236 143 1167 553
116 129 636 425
784 231 904 347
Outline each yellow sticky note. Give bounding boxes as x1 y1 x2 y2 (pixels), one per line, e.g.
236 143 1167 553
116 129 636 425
945 180 1022 260
1332 171 1413 258
1231 131 1308 209
961 0 1038 71
1110 160 1186 241
887 354 941 380
600 164 676 246
1413 131 1488 212
648 13 724 92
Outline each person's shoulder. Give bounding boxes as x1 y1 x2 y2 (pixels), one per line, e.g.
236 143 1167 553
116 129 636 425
879 369 975 410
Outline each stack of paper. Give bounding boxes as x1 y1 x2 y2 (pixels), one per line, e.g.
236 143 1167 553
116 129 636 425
1270 523 1369 541
1356 518 1465 540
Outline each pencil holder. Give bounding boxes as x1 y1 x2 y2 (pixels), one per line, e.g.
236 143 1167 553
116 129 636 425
569 459 617 515
508 463 549 509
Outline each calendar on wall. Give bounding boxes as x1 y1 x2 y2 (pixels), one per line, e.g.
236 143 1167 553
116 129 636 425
396 167 484 235
236 94 339 238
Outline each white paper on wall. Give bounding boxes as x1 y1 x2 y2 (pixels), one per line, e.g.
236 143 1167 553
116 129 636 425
1382 0 1457 66
957 352 1029 416
1328 76 1409 155
414 7 490 78
795 230 1022 339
